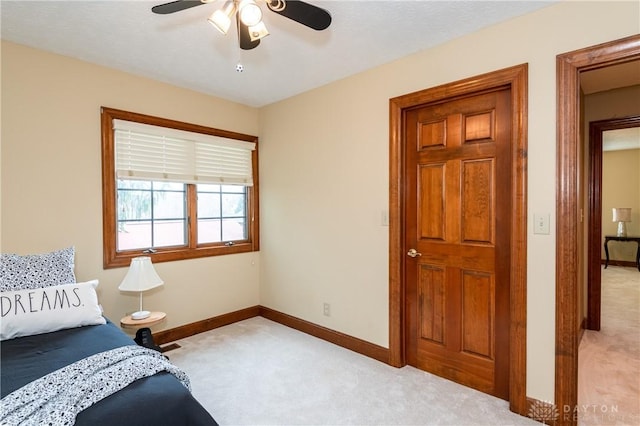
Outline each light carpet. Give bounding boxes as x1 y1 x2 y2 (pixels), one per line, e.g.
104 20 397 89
578 266 640 426
169 317 539 425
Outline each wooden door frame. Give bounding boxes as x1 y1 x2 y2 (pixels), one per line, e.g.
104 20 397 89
556 35 640 425
587 115 640 331
389 63 528 415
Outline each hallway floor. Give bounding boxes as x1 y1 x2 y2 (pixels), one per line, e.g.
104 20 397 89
578 266 639 425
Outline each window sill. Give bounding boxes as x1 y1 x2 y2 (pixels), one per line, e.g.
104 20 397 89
103 242 258 269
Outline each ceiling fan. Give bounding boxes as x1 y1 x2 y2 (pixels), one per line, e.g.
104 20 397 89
152 0 332 51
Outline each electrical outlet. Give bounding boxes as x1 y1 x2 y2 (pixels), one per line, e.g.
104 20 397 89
323 303 330 317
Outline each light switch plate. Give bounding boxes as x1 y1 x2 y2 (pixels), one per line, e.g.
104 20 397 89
381 210 389 226
533 213 550 235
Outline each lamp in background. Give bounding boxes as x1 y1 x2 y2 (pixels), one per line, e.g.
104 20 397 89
612 207 632 237
118 257 164 320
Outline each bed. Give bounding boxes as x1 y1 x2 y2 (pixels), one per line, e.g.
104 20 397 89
0 247 217 425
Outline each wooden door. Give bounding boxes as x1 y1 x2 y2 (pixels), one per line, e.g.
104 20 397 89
404 88 511 400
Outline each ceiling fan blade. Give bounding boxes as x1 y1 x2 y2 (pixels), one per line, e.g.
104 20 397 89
152 0 204 15
238 19 260 50
267 0 331 31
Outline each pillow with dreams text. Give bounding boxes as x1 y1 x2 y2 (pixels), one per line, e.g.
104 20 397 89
0 279 106 341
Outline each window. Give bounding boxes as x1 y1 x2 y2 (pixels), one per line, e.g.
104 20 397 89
101 107 259 268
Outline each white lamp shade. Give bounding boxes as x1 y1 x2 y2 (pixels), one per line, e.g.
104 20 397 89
612 208 632 223
118 257 164 292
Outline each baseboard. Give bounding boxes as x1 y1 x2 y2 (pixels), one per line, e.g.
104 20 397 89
152 305 390 365
153 305 260 345
600 259 636 268
259 306 390 364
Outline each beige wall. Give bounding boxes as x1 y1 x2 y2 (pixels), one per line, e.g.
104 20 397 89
2 0 639 407
259 1 640 404
0 41 261 331
603 149 640 260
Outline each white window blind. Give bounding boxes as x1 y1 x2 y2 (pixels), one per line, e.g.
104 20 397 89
114 119 256 186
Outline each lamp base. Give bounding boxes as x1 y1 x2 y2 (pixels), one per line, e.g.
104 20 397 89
131 310 151 320
617 221 628 237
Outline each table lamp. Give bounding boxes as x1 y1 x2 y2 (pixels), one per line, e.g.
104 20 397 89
612 207 631 237
118 256 164 320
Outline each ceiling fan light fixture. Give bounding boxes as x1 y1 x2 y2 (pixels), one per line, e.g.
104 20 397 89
248 21 269 41
152 0 332 50
238 0 262 27
208 1 236 35
266 0 286 12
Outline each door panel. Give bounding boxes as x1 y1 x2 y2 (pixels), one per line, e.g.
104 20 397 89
419 264 446 344
461 159 494 244
405 88 511 400
418 164 446 240
461 270 493 358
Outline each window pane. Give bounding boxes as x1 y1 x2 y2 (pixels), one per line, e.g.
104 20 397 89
222 218 246 241
197 193 221 218
117 179 187 251
118 180 151 190
222 193 246 217
153 181 184 191
196 185 247 244
118 189 152 220
221 185 245 193
117 221 152 250
153 220 186 247
198 218 221 244
154 191 186 219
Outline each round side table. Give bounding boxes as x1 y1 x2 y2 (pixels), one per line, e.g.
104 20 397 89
120 311 166 351
120 311 166 329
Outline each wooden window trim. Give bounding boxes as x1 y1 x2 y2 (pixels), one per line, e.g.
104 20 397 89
101 107 260 269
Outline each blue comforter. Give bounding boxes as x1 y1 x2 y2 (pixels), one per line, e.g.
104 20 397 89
0 320 216 426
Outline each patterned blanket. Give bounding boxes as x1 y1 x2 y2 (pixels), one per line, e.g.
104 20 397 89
0 345 190 426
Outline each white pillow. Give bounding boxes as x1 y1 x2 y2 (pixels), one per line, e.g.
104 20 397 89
0 279 106 341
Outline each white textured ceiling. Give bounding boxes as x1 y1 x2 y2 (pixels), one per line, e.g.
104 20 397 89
1 0 556 107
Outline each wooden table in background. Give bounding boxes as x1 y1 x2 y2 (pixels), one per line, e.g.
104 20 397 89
603 236 640 271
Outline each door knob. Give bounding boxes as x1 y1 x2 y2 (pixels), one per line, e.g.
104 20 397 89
407 248 422 258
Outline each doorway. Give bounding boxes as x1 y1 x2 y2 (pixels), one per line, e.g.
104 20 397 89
587 115 640 331
388 64 528 414
556 34 640 426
